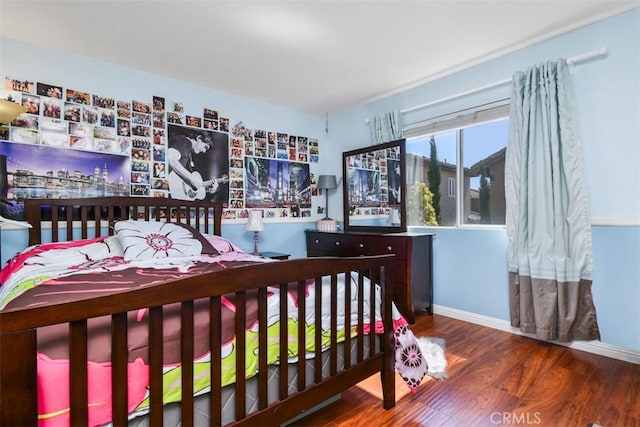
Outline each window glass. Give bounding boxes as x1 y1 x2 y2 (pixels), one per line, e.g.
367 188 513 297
404 105 508 227
462 119 508 224
405 131 456 226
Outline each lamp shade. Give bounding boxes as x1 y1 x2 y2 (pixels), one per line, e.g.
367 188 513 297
317 175 337 190
388 208 401 226
0 99 27 126
246 210 264 231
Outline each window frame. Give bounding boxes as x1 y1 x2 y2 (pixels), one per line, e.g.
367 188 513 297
404 100 509 229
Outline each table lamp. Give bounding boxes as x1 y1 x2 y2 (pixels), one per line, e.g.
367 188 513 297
388 208 401 227
317 174 338 232
246 210 264 255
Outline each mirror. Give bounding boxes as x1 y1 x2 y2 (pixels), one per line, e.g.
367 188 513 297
342 139 406 233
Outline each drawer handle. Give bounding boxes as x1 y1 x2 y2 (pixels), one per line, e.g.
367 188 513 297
359 243 364 248
335 241 340 246
387 246 392 251
314 239 320 244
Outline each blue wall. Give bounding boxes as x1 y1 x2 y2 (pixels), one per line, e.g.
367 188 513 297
1 9 638 352
329 9 640 352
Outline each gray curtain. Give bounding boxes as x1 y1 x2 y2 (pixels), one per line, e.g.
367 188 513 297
505 59 600 342
370 110 403 144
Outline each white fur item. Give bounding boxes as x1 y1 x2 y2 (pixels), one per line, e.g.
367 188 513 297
417 336 449 379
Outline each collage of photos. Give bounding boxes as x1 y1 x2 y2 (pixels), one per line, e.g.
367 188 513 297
2 75 323 220
223 121 318 219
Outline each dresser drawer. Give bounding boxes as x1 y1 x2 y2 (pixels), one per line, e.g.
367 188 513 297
351 235 407 260
306 232 351 257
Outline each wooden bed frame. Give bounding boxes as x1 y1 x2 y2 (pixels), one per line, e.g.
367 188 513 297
0 197 396 426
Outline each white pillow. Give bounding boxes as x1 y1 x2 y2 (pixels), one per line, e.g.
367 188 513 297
114 220 218 261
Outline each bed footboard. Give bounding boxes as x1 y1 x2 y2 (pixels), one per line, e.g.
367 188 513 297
0 255 396 426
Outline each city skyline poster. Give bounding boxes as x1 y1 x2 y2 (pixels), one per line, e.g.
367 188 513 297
0 140 130 219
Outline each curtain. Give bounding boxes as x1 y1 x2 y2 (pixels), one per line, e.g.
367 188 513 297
371 110 403 144
505 59 600 342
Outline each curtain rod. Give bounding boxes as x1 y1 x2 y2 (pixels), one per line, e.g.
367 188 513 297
400 47 608 115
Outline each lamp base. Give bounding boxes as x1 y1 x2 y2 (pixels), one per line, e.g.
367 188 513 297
252 231 260 255
316 218 337 232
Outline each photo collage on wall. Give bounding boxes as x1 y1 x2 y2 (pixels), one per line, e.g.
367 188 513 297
226 121 316 220
345 144 401 217
0 76 321 220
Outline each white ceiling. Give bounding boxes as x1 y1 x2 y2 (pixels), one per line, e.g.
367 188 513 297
1 1 638 115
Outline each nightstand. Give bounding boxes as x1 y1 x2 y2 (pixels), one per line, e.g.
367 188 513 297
259 251 290 260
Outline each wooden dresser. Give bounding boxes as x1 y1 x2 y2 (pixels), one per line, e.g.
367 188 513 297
305 230 434 323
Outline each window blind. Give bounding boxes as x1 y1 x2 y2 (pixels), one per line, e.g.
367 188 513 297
403 99 509 138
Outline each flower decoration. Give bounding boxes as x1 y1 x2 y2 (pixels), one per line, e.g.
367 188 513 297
114 220 213 261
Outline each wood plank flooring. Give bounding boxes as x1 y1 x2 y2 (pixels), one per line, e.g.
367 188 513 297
291 313 639 427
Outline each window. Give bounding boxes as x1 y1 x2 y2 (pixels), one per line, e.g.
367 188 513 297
404 102 509 227
448 177 455 197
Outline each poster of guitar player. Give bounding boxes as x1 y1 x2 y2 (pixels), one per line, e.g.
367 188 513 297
167 124 229 203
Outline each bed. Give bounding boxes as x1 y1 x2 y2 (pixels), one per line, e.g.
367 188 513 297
0 196 427 426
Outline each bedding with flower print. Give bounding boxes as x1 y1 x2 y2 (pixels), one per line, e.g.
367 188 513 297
114 219 220 260
0 233 427 427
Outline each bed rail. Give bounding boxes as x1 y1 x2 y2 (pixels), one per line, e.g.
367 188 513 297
0 255 396 426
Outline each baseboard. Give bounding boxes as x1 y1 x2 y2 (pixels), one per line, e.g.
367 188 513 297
432 305 640 365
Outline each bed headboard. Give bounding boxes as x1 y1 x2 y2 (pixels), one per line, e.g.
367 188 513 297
24 197 224 245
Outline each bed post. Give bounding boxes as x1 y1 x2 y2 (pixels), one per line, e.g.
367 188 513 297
25 198 42 245
380 261 396 409
0 329 38 425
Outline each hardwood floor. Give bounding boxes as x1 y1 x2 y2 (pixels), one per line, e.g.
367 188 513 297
291 313 640 427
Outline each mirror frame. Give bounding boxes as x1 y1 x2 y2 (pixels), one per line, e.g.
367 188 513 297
342 138 406 233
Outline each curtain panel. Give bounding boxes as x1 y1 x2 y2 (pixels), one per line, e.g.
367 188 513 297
505 59 600 342
370 110 403 144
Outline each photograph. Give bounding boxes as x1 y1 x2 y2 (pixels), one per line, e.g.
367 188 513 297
153 96 165 112
117 119 131 136
203 108 218 120
22 94 40 114
167 112 183 124
64 102 81 122
10 128 39 144
166 124 229 203
82 106 98 124
132 100 151 114
93 94 115 109
69 122 93 137
42 98 61 118
11 114 38 130
5 76 34 93
40 117 67 132
66 89 91 105
185 115 201 128
153 112 165 128
41 132 69 148
36 82 63 99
